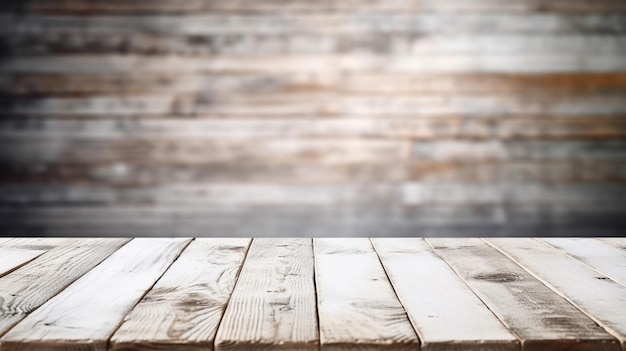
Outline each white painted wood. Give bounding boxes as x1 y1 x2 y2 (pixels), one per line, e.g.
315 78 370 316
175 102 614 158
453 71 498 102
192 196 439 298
487 238 626 351
0 238 190 351
372 238 518 351
110 238 251 351
540 238 626 287
428 238 621 351
214 238 318 351
2 14 624 36
315 238 419 351
0 238 129 337
596 238 626 251
0 246 48 278
2 55 626 75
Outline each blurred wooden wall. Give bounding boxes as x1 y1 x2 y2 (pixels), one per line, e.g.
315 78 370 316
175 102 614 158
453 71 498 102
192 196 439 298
0 0 625 236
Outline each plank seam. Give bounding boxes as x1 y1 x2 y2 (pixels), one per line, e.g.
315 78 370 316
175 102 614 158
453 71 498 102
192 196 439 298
368 237 422 349
535 238 626 289
212 237 255 351
311 238 322 351
0 238 132 340
104 237 194 351
483 238 624 347
424 238 523 350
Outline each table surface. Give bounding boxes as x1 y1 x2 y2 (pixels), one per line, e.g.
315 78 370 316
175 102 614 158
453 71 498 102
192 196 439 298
0 237 624 351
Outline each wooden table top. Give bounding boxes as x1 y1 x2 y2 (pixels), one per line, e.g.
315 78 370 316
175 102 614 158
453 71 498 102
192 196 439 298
0 237 624 351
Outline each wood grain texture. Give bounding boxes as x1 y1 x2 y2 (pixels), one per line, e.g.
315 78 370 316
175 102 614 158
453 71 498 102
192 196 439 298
427 238 621 351
110 238 251 351
0 238 191 351
214 238 318 351
314 238 419 351
0 244 49 278
3 73 626 96
372 238 518 351
0 238 129 337
540 238 626 287
486 238 626 350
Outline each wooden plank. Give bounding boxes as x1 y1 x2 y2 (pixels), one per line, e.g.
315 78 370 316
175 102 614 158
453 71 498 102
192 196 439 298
314 238 419 351
4 27 626 55
6 0 626 14
3 73 626 96
596 238 626 251
109 238 250 351
0 238 75 278
412 140 626 162
486 238 626 350
0 238 191 351
0 238 129 337
4 93 626 116
2 14 625 37
3 117 626 141
2 55 626 75
0 245 49 278
427 238 621 351
371 238 518 351
540 238 626 287
214 238 318 351
0 137 409 167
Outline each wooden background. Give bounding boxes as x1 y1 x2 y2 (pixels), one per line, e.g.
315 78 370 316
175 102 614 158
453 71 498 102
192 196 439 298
0 0 625 236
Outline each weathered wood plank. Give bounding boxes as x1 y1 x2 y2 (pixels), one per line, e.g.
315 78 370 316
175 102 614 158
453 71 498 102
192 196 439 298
486 238 626 350
0 238 191 351
0 205 624 237
3 73 626 96
3 117 626 141
214 238 318 351
0 238 129 337
427 238 621 351
412 140 626 161
110 238 250 351
0 137 409 167
540 238 626 287
595 238 626 251
4 93 625 116
2 14 625 37
2 55 626 74
314 238 418 351
5 27 626 55
372 238 518 351
4 0 626 14
2 183 625 209
0 243 49 278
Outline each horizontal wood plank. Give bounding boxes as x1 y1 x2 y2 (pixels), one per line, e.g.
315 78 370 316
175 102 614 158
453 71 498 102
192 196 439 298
3 55 626 74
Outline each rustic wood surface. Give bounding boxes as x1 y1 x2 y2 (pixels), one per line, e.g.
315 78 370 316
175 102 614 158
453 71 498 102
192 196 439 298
0 238 190 351
110 238 250 351
0 1 625 236
0 237 624 351
428 238 621 351
315 238 418 350
214 238 318 351
487 238 626 350
372 238 518 351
